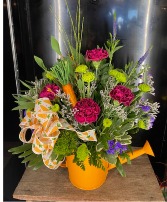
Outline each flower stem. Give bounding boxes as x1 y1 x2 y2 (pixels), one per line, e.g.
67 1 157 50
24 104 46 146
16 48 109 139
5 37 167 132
87 82 90 98
81 73 85 98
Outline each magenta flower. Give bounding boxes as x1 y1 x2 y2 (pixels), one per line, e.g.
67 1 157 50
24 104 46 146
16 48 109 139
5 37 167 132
74 98 100 124
39 84 60 100
110 85 134 106
86 48 109 61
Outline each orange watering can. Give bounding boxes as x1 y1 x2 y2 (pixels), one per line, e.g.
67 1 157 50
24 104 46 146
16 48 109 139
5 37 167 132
62 140 154 190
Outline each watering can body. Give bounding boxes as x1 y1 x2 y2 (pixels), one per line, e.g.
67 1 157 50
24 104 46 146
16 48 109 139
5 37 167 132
63 141 154 190
66 155 109 190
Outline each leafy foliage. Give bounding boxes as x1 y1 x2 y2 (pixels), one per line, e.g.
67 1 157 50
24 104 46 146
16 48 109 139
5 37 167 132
52 130 79 157
8 143 44 170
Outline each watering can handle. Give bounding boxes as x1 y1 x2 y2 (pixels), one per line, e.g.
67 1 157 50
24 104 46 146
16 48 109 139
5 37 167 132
60 160 67 168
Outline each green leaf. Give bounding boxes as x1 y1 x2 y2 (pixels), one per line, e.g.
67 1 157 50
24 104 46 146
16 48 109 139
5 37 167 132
51 36 62 55
8 143 32 153
13 94 34 101
28 155 43 167
18 149 33 158
116 158 126 177
32 161 44 170
21 153 37 163
20 80 32 90
119 122 134 134
114 46 123 52
70 46 85 64
113 131 125 138
77 79 83 90
119 139 132 145
34 56 47 71
96 142 104 152
101 152 117 164
119 153 131 165
116 134 132 141
12 102 35 111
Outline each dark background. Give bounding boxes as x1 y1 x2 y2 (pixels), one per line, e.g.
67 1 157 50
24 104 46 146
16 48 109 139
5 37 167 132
4 0 167 201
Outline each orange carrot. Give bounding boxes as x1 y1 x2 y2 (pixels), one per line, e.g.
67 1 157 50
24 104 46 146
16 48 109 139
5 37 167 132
62 83 77 107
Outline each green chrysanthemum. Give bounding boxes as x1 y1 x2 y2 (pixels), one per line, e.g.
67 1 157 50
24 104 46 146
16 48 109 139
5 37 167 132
138 83 151 92
138 120 146 129
109 69 118 77
45 71 55 81
82 72 95 83
117 72 127 82
76 143 89 161
75 65 88 73
103 118 113 128
109 69 127 83
52 104 60 112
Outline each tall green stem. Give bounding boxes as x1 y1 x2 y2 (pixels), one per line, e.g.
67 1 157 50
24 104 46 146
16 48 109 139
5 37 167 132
87 82 90 98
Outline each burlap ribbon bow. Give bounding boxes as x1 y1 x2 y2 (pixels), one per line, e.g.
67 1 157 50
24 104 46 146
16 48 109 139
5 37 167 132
19 98 97 169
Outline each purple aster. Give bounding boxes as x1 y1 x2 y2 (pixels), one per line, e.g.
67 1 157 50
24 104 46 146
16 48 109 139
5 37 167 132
140 105 151 112
107 140 127 155
148 116 155 129
115 142 127 154
108 140 115 147
150 116 155 123
23 109 26 117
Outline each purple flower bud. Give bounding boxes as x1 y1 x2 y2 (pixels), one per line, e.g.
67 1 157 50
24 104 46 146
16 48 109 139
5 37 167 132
150 116 155 123
140 105 151 112
138 46 152 66
148 122 154 129
23 109 26 117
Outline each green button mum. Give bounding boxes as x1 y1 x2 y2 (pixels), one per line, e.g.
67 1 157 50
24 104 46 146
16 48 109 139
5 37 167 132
138 83 151 92
82 72 95 83
109 69 118 77
138 120 146 129
103 118 112 128
45 71 55 81
75 65 88 73
109 69 127 83
52 104 60 112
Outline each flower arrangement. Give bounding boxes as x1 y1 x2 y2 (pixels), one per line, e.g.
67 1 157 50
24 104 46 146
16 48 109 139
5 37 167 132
9 2 160 177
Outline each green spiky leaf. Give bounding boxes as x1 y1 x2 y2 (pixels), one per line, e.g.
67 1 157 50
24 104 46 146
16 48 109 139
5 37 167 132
8 144 32 154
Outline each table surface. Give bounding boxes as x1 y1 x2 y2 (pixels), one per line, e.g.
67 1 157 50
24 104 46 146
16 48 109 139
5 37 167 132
13 154 165 202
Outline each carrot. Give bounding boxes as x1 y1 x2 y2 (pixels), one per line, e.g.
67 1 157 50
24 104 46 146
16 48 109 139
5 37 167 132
62 83 77 107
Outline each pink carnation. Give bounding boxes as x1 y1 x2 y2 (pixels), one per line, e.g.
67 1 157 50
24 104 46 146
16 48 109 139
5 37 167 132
39 84 60 100
74 98 100 124
86 48 109 61
110 85 134 106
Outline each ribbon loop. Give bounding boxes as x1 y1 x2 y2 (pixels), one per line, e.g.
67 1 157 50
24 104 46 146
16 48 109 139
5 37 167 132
19 98 97 169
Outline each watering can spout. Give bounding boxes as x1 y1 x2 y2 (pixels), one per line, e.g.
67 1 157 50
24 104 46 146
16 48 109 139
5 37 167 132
143 140 154 156
108 140 154 170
